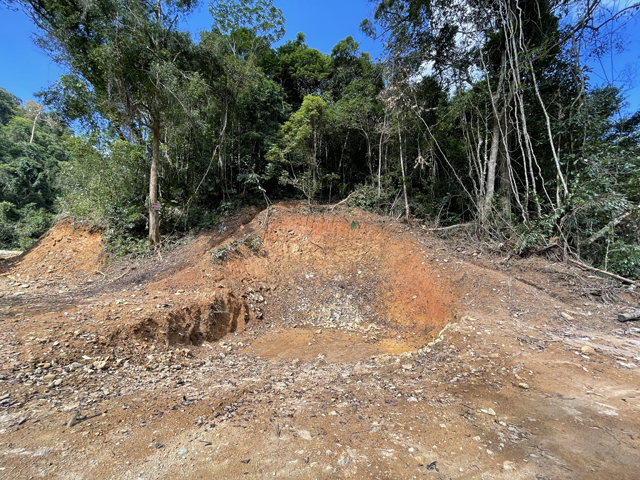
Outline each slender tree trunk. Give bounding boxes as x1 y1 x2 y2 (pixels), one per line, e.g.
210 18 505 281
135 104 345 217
479 48 508 226
378 112 387 198
29 110 41 144
482 118 500 225
149 124 161 245
397 116 410 223
338 131 349 189
218 101 229 197
583 209 635 246
528 58 569 200
363 132 372 178
500 108 512 222
312 128 318 192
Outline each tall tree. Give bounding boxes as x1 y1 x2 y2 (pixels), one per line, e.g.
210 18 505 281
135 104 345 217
262 33 331 109
17 0 198 244
267 95 330 203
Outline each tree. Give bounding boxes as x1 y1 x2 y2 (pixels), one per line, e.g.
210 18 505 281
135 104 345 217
0 88 19 126
267 95 330 203
18 0 198 244
364 0 586 224
209 0 285 50
24 100 44 144
196 0 285 198
262 33 331 109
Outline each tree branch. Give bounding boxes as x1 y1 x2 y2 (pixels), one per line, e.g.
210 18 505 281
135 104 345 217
568 258 637 286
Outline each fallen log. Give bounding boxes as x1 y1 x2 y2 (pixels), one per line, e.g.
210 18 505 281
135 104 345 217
425 222 473 232
568 259 637 286
330 190 359 211
534 243 559 255
618 311 640 322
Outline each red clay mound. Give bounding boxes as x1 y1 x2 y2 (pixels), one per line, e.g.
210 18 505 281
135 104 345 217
130 205 455 352
201 206 457 348
4 219 104 280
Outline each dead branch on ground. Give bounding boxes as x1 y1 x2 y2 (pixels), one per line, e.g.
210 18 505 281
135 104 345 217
329 190 359 211
568 259 637 286
424 222 473 232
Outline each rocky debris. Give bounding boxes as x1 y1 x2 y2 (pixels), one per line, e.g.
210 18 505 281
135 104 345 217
1 205 639 479
67 411 80 428
127 293 250 347
0 250 22 259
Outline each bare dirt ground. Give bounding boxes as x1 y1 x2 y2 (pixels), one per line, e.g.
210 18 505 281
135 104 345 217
0 203 639 479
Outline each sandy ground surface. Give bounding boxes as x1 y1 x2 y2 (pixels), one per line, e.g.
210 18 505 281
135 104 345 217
0 203 639 479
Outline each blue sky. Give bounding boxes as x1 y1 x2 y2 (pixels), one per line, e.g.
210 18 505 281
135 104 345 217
0 1 381 104
183 0 382 55
0 0 639 113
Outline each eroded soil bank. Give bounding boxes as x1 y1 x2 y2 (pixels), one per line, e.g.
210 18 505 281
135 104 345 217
0 204 639 479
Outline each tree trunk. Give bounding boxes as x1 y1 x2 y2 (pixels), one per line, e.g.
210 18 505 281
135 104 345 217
312 127 318 193
481 118 500 225
500 126 512 221
480 49 507 226
397 117 410 224
365 132 372 178
583 209 636 246
528 58 569 199
29 110 41 144
618 311 640 322
218 102 229 197
149 124 161 245
378 112 387 198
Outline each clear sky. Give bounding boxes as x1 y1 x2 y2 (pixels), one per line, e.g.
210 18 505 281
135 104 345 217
0 0 639 113
0 0 382 104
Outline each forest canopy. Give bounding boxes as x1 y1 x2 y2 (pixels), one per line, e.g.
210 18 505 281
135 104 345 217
2 0 640 279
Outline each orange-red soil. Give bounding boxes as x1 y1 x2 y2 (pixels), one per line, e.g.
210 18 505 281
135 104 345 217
0 203 639 479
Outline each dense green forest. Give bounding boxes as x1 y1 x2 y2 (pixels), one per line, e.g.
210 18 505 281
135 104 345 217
0 87 72 248
2 0 640 278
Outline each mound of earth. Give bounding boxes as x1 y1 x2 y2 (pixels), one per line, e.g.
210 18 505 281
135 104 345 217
0 203 639 479
0 219 104 282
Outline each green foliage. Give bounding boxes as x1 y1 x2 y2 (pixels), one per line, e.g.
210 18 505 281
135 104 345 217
268 95 330 201
0 87 71 249
210 0 285 47
0 88 20 126
59 135 147 225
561 142 640 277
0 201 52 249
261 33 331 108
605 242 640 279
515 214 557 253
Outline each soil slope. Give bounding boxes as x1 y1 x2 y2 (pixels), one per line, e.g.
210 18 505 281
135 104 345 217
0 203 639 479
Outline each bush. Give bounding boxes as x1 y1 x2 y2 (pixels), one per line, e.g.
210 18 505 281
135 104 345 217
0 201 52 249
